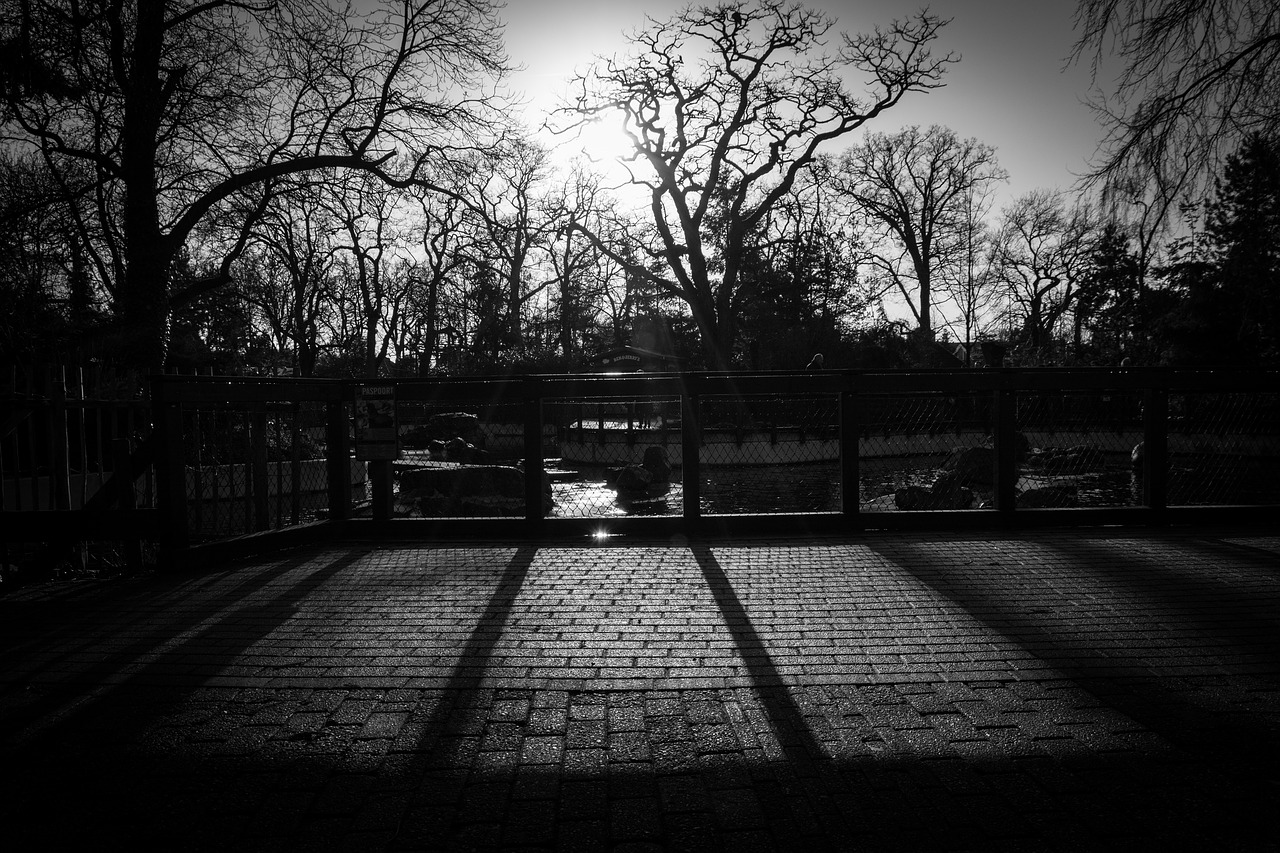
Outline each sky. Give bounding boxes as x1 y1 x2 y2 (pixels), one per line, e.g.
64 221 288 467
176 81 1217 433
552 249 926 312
500 0 1109 212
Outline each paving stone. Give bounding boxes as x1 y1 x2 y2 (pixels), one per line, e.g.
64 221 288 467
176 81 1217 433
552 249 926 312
3 530 1278 851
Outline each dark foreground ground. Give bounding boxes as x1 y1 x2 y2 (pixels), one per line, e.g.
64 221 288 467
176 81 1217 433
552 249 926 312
2 528 1278 852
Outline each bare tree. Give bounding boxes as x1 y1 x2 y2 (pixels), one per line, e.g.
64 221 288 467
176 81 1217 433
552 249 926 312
455 136 562 350
240 178 343 376
1071 0 1280 218
835 124 1006 338
401 185 469 374
934 186 1001 363
990 190 1098 357
0 0 511 373
327 172 417 378
553 0 953 369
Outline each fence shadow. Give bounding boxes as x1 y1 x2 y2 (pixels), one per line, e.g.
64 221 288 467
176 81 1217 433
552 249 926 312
1 546 370 748
863 533 1280 780
690 544 826 764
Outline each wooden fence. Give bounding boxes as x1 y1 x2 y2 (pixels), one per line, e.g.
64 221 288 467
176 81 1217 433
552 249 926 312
4 367 1278 574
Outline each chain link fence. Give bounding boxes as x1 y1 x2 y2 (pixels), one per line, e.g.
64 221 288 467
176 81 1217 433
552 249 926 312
858 391 995 512
140 371 1280 555
543 396 684 519
1167 392 1280 506
1015 391 1143 509
698 394 840 515
394 399 533 519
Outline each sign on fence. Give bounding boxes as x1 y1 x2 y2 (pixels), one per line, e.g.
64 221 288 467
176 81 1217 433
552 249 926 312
355 384 398 461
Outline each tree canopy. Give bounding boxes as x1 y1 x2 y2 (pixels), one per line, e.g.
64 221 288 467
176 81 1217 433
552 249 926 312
0 0 512 373
553 0 953 369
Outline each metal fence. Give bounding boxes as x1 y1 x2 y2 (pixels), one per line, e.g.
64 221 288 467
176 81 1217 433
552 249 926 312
136 368 1279 562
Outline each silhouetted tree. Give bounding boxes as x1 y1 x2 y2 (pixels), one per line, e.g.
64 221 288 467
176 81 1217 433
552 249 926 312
0 0 511 375
1075 220 1143 362
1152 133 1280 366
990 190 1098 358
555 0 953 369
836 124 1006 338
1071 0 1279 227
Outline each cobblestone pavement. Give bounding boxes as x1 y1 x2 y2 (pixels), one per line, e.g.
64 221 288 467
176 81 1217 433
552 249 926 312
2 529 1278 851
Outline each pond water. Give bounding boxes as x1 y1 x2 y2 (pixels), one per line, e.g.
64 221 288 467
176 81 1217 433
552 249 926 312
548 453 1277 517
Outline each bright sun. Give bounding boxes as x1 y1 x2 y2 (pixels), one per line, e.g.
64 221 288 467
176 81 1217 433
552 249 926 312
570 116 635 165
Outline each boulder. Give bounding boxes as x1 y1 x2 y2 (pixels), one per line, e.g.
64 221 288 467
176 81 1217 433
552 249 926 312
612 465 655 492
1016 484 1079 508
607 446 672 490
641 446 672 481
398 463 551 516
1025 445 1107 474
428 412 481 440
894 476 974 510
940 433 1029 485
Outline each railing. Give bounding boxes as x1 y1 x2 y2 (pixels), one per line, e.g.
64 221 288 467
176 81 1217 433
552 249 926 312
143 368 1280 562
2 365 155 564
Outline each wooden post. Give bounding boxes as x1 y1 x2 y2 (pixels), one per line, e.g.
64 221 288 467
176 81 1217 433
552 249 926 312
251 404 269 531
290 401 302 526
326 399 353 521
840 383 860 525
150 376 189 566
681 391 701 522
113 437 144 569
524 378 545 524
993 381 1018 516
1143 384 1169 515
50 365 72 512
370 460 393 520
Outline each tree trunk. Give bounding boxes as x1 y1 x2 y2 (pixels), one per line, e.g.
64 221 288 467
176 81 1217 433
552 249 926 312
117 0 173 375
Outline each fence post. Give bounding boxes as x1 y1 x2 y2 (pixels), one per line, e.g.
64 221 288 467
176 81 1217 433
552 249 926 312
681 388 701 523
113 437 144 568
50 365 72 512
524 377 545 524
370 460 393 520
993 379 1018 516
840 379 860 525
326 398 352 521
1143 381 1169 515
250 403 269 530
150 376 189 566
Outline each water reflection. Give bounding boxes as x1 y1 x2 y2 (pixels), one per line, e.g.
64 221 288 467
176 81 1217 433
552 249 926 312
549 460 1140 518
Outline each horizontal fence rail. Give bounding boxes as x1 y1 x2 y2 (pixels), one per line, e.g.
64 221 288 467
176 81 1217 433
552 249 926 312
136 368 1280 561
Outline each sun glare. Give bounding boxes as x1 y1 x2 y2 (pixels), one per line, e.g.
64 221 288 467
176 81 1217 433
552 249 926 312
573 117 633 165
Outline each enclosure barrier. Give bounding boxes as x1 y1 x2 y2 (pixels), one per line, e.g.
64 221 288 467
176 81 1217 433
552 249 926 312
2 364 155 578
136 368 1280 564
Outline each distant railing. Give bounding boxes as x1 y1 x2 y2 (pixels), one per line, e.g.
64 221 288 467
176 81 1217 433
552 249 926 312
138 368 1279 563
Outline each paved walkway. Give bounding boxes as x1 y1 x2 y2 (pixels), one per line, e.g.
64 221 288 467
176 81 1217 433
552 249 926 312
2 529 1279 851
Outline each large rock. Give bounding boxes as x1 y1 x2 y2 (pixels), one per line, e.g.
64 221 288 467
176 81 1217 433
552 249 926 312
894 472 974 510
398 463 551 516
402 412 483 449
1025 445 1107 474
1016 484 1079 508
606 446 673 501
940 433 1029 485
428 412 480 439
607 446 672 490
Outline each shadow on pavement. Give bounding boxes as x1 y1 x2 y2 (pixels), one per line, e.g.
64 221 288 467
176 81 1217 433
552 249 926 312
0 546 370 747
690 544 827 764
864 534 1280 780
3 537 1278 850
